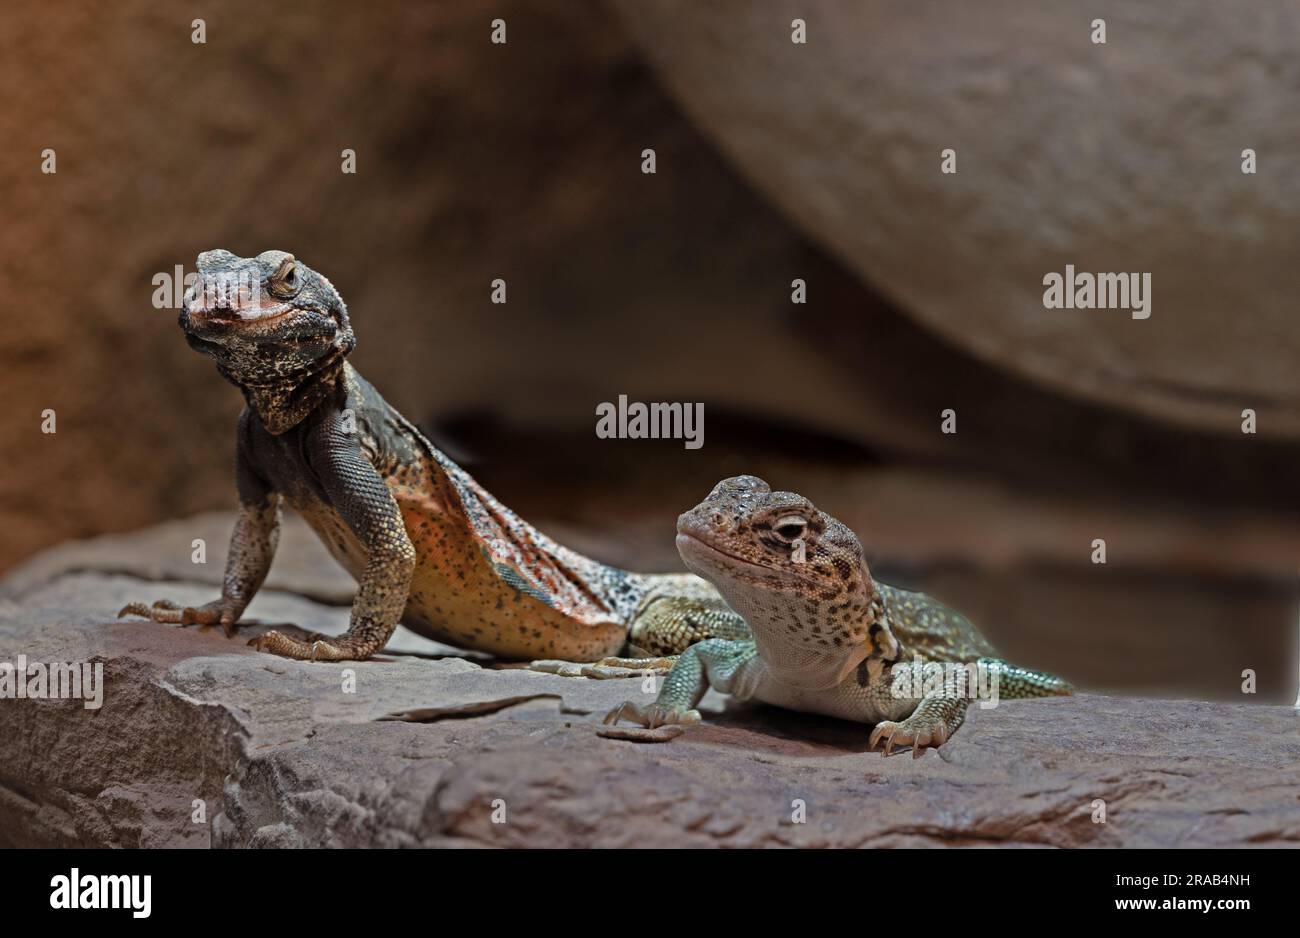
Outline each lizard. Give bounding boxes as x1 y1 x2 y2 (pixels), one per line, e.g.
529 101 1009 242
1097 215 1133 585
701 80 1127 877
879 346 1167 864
604 475 1071 756
119 249 749 670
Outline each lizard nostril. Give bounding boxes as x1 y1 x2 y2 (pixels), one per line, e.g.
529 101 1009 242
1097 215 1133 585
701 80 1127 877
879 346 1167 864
711 513 725 529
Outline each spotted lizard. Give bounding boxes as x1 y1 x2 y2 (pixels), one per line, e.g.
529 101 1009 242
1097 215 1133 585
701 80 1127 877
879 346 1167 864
119 250 748 669
605 475 1071 756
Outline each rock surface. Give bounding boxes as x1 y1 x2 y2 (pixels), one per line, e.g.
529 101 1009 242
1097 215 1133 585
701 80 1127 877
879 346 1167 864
617 0 1300 435
3 524 1297 848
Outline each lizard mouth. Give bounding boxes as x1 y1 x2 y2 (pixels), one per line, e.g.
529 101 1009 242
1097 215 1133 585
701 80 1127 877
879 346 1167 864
676 532 813 587
185 275 296 325
188 301 294 324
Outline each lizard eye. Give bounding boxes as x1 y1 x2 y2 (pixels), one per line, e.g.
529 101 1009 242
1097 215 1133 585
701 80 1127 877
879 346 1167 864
772 515 808 542
269 261 299 298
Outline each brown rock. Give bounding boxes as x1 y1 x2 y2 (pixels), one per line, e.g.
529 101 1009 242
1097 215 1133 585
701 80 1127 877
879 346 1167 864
2 558 1295 847
7 0 1300 580
616 1 1300 435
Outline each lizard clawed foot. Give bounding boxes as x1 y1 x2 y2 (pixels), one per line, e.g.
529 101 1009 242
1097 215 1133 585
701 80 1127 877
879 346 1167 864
529 655 678 679
585 655 677 678
248 629 366 662
118 599 242 639
602 700 701 729
867 718 952 759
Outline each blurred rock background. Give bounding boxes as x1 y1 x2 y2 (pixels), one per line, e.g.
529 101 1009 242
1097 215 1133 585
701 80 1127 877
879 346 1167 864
2 0 1298 701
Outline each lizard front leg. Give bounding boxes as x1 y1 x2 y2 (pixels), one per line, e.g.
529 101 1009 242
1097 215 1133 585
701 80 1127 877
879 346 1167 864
120 422 281 638
253 420 415 662
603 638 758 729
866 658 1069 758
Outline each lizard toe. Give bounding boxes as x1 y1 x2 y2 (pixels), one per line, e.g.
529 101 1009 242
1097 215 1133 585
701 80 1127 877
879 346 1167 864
602 701 700 729
119 598 238 630
910 729 933 758
250 629 313 660
530 656 677 679
603 701 646 726
580 662 673 679
589 655 678 675
527 659 588 677
649 705 701 728
870 717 954 758
249 629 367 661
119 599 185 623
868 721 899 752
579 664 640 679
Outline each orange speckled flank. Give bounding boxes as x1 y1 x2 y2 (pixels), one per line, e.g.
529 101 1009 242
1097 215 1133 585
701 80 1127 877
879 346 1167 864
267 363 711 661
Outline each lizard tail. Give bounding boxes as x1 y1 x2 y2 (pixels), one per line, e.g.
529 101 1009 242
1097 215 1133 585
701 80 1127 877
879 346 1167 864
979 657 1074 699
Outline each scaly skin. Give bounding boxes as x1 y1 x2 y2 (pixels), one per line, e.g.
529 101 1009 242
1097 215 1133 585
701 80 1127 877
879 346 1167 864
120 250 748 666
605 476 1071 756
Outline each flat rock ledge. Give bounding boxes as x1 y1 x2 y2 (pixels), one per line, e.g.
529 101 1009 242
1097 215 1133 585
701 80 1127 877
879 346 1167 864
2 526 1298 847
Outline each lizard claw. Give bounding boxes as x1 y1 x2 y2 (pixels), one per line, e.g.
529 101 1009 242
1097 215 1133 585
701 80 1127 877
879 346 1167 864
118 598 241 639
868 719 951 759
118 599 178 620
249 630 364 662
868 721 901 756
602 701 701 729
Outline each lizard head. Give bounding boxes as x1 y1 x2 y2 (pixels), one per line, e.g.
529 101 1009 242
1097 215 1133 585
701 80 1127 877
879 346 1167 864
676 475 898 688
180 250 356 433
180 250 355 389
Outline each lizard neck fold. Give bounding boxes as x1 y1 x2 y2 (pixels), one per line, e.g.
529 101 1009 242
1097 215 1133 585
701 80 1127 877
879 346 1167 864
233 351 349 435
